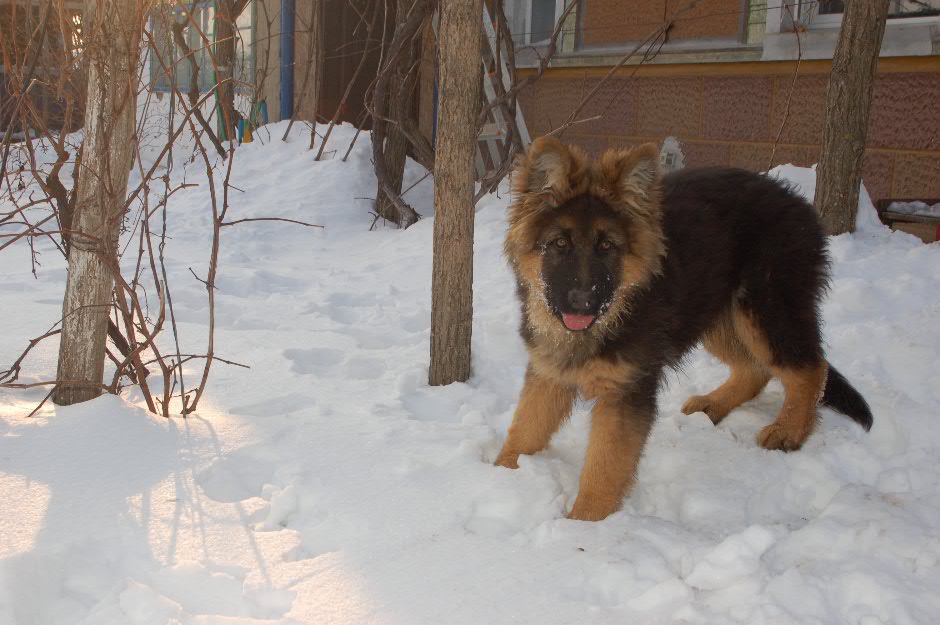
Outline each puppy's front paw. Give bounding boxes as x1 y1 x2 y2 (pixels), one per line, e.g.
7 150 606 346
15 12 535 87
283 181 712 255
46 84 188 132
567 494 620 521
757 422 806 451
494 451 520 469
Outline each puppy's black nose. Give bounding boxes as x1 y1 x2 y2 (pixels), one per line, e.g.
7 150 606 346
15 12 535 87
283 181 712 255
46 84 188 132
567 289 594 312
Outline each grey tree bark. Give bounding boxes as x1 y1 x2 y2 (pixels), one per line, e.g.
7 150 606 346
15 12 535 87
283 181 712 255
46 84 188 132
815 0 890 235
429 0 482 386
54 0 140 405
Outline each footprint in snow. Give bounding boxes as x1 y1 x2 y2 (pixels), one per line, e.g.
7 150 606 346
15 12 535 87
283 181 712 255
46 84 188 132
230 393 314 417
327 291 380 307
148 561 295 620
303 301 363 325
283 347 345 376
350 329 397 350
216 270 305 299
400 309 431 333
465 474 566 537
401 389 464 422
196 445 279 503
341 356 386 380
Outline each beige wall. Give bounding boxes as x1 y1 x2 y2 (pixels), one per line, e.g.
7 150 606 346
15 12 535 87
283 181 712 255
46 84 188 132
253 0 280 121
252 0 320 124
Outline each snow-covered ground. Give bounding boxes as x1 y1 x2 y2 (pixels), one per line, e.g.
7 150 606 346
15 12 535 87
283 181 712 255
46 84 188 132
2 123 940 625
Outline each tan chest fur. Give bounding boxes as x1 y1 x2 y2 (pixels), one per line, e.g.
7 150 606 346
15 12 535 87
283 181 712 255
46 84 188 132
529 341 634 401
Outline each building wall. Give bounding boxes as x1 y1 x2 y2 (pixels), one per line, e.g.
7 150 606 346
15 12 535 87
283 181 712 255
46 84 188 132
256 0 395 126
253 0 326 124
580 0 745 48
517 57 940 201
254 0 281 121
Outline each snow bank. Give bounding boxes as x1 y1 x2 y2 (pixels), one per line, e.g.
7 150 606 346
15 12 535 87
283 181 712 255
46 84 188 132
2 124 940 625
767 163 886 234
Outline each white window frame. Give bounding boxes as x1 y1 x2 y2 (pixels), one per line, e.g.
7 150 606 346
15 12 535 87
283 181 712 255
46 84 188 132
796 0 940 30
795 1 843 29
763 0 940 60
510 0 566 45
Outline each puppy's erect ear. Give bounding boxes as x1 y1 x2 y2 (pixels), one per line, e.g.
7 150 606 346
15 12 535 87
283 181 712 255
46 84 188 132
506 138 588 258
512 136 587 203
597 143 662 218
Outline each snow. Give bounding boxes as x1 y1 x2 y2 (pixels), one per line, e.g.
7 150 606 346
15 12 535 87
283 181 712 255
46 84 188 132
3 124 940 625
766 163 885 234
888 201 940 218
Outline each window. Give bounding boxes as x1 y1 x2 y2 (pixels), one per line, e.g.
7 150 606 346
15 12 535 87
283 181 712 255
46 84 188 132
510 0 566 45
764 0 940 60
797 0 940 28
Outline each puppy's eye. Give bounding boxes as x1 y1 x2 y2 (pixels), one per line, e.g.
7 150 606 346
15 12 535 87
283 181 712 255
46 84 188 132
553 237 569 249
598 240 613 252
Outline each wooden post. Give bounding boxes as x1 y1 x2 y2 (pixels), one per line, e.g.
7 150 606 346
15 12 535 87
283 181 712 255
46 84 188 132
815 0 890 235
429 0 483 386
54 0 140 405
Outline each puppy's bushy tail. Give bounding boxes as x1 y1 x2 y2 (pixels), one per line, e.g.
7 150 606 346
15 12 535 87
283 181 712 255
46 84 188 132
821 363 873 431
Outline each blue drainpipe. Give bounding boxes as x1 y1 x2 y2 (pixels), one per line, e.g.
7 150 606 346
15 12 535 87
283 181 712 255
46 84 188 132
279 0 295 121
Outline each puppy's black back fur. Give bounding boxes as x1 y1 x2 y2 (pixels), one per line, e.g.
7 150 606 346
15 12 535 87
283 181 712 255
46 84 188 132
594 169 820 362
595 167 870 429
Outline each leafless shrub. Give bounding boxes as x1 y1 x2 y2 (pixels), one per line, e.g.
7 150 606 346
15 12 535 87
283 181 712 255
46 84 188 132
1 0 316 417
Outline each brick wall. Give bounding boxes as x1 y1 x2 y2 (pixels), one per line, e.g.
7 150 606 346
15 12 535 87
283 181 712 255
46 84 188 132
581 0 669 47
667 0 743 41
517 58 940 202
581 0 744 47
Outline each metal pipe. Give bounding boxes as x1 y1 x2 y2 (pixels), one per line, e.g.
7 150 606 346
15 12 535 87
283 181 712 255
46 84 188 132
279 0 295 121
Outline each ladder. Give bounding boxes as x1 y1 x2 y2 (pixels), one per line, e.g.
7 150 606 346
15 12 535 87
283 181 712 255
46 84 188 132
432 6 532 180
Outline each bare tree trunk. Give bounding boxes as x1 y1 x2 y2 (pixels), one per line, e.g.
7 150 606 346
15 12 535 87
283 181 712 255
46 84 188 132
376 0 420 219
429 0 482 386
815 0 889 235
54 0 140 405
214 0 250 142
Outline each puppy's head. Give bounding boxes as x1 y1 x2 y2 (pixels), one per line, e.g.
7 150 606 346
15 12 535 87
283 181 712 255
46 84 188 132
505 138 664 335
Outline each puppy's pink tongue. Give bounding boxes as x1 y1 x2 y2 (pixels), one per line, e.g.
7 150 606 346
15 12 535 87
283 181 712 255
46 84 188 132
562 314 595 331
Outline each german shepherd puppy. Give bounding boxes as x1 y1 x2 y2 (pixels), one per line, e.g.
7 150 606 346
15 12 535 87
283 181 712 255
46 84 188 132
495 138 872 521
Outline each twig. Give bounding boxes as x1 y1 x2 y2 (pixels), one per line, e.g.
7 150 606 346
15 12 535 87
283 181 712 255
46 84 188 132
342 109 372 161
0 329 61 385
221 217 324 228
768 2 803 170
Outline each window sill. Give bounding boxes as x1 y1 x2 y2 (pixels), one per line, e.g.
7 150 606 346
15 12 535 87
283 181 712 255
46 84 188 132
514 39 763 69
804 14 939 30
763 15 940 60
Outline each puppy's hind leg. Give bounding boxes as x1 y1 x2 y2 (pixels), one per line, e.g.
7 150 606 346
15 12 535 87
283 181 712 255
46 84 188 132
757 363 828 451
682 316 771 424
682 365 771 424
733 309 827 451
495 367 576 469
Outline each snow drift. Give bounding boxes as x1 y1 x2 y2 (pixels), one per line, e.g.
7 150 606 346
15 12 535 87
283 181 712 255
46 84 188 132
2 124 940 625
